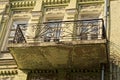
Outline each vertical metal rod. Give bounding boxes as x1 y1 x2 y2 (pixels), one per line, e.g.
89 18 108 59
112 62 114 80
101 64 105 80
118 61 120 80
110 61 113 80
115 61 118 80
105 1 111 80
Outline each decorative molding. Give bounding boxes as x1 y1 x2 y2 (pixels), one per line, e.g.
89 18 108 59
78 0 104 4
31 11 42 17
43 0 70 5
79 4 102 12
0 0 8 2
78 0 103 2
10 0 36 9
0 70 18 75
45 7 65 15
66 9 78 15
13 11 31 19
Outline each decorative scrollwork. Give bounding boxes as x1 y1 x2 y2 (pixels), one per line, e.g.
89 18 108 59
37 19 105 41
13 25 26 43
10 19 105 43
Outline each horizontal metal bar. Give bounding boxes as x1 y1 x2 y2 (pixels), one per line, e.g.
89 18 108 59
43 18 104 24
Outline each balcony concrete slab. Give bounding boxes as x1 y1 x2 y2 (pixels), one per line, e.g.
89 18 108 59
8 40 107 69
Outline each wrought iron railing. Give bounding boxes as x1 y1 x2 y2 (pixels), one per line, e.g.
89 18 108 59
9 19 106 43
36 19 105 42
12 25 26 43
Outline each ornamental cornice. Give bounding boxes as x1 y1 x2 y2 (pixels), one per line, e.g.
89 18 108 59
10 0 36 9
0 70 18 75
43 0 70 5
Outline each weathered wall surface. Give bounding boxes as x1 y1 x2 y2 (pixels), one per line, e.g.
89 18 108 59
9 44 107 69
110 0 120 80
110 0 120 46
110 0 120 61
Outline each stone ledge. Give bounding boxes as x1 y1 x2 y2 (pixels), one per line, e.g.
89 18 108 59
8 39 106 48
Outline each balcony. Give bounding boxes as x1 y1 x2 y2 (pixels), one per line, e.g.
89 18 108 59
9 19 106 43
8 19 108 69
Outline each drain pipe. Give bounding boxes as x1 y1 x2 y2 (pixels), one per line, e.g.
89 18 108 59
105 0 111 80
105 0 110 37
101 64 105 80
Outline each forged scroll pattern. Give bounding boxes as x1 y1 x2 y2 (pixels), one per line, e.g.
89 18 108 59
13 25 26 43
76 20 100 40
11 19 105 43
36 19 104 41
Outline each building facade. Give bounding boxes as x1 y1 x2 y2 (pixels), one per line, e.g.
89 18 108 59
0 0 119 80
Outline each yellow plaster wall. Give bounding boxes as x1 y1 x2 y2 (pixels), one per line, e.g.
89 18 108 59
110 0 120 44
110 0 120 54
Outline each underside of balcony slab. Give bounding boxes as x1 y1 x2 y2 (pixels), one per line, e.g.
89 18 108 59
8 41 108 70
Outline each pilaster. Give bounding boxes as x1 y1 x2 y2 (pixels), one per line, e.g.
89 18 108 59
26 0 43 43
61 0 78 41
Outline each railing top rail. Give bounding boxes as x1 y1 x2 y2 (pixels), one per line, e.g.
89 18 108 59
43 18 104 24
